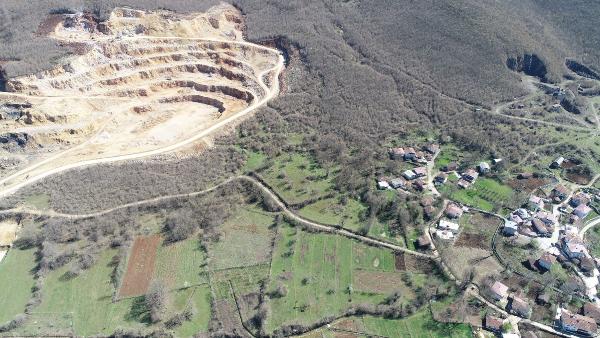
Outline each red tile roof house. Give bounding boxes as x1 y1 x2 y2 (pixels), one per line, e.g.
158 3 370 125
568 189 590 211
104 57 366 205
537 252 557 271
527 195 544 212
583 303 600 324
416 234 432 249
570 192 591 208
445 204 463 219
413 179 425 191
508 296 532 318
489 281 509 301
574 204 592 219
531 218 553 238
413 166 427 177
559 309 598 336
443 162 458 172
552 184 569 202
535 211 557 226
388 147 405 160
425 143 439 154
484 314 504 333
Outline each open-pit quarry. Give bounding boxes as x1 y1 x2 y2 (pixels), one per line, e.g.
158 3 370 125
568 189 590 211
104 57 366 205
0 5 284 198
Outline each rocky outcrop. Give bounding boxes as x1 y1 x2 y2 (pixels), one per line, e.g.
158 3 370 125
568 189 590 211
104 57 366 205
565 59 600 80
507 54 548 82
0 133 30 149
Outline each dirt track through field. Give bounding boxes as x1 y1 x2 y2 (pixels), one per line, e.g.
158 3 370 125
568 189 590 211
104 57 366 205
118 235 161 298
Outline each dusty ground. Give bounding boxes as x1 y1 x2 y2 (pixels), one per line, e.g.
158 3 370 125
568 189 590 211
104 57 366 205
0 219 18 247
118 234 161 298
0 4 282 198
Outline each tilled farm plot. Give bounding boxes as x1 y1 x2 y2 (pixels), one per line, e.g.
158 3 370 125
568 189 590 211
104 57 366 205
118 235 161 298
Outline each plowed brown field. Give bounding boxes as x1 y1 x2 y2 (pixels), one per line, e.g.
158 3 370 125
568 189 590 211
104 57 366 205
118 234 161 298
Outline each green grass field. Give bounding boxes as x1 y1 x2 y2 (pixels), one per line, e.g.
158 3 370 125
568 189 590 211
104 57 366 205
172 286 211 338
209 206 275 270
442 177 516 212
265 223 397 332
29 249 143 336
298 197 367 230
154 238 208 290
0 248 36 324
362 310 473 337
259 153 334 205
18 249 211 337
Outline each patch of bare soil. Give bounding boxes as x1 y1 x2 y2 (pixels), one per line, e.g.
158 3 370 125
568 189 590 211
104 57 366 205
118 234 161 298
395 252 406 271
455 233 488 249
507 177 550 192
353 270 407 294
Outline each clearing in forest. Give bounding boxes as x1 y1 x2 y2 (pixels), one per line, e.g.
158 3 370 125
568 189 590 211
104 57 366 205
118 234 161 298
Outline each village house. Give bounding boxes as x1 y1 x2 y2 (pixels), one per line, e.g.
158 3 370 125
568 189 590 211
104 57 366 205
423 205 436 220
445 204 463 219
435 229 454 240
420 196 434 207
574 204 592 219
489 281 509 301
434 172 447 185
531 218 553 238
570 214 581 225
559 309 598 336
457 179 470 189
415 151 428 164
537 252 557 271
388 147 405 160
552 184 569 202
484 314 504 333
503 221 518 236
527 195 544 212
377 180 391 190
438 219 460 233
478 162 491 174
416 234 432 249
561 234 588 259
510 214 523 224
579 256 595 276
508 296 532 318
516 208 530 220
535 211 557 226
403 169 417 180
425 143 439 154
583 303 600 325
570 192 591 207
551 156 565 169
518 172 533 179
413 167 427 178
413 179 425 191
390 177 406 189
493 158 502 165
462 168 479 183
443 162 458 172
403 147 416 161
